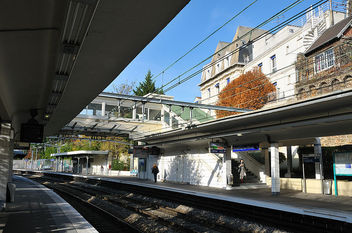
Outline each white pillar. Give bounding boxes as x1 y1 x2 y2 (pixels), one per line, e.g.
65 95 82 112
130 154 134 172
189 107 193 125
132 102 137 120
270 143 280 195
161 107 165 124
0 123 13 202
168 105 172 126
117 100 121 117
101 102 106 116
225 146 232 189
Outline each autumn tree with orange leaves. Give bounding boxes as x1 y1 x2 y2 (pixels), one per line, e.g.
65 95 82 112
216 68 276 118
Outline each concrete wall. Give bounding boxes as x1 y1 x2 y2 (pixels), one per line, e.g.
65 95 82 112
0 123 13 202
151 144 227 188
266 177 352 197
91 155 108 175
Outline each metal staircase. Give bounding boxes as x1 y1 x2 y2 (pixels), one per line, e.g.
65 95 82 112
302 6 329 50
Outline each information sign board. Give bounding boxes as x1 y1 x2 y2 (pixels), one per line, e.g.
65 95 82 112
335 152 352 175
209 142 226 153
233 144 259 152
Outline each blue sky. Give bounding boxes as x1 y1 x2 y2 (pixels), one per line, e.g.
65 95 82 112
105 0 332 102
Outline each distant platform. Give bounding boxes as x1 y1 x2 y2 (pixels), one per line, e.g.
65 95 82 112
0 175 97 233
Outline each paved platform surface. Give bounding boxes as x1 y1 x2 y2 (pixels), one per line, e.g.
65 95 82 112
64 173 352 224
0 175 97 233
14 170 352 224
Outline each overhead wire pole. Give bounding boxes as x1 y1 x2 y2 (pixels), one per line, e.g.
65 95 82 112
152 0 259 81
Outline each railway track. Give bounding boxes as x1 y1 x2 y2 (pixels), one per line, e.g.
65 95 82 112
17 172 351 233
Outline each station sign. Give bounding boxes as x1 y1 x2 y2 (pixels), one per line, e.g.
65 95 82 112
233 144 259 152
209 142 226 153
14 142 30 150
303 154 319 163
335 152 352 175
133 146 161 157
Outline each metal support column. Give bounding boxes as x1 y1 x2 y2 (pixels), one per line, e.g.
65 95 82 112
314 137 324 194
142 102 146 122
77 158 80 174
86 156 89 175
117 99 121 117
286 146 292 178
264 148 270 178
35 147 38 170
189 107 193 125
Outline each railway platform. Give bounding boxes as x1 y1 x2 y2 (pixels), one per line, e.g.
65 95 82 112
42 171 352 224
0 175 97 233
98 175 352 224
13 170 352 229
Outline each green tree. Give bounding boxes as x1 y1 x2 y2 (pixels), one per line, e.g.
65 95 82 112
133 70 164 96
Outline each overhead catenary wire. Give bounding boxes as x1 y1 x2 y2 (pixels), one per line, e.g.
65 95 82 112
134 48 352 136
160 0 328 93
152 0 260 81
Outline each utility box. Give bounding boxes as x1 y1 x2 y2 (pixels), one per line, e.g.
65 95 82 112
323 180 332 195
7 182 16 203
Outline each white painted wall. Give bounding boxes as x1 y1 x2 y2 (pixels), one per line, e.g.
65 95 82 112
91 155 108 175
148 145 227 188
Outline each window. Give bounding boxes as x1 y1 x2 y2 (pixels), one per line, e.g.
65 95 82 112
216 63 220 73
315 48 335 73
205 69 211 80
226 78 230 85
215 83 220 93
224 57 229 69
258 62 263 71
271 55 277 73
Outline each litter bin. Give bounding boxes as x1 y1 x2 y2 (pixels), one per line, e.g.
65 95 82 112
7 182 16 203
323 179 332 195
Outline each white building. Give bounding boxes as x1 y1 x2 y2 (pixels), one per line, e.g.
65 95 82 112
200 4 346 114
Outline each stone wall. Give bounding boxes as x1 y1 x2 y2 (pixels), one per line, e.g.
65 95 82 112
295 38 352 100
321 134 352 147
